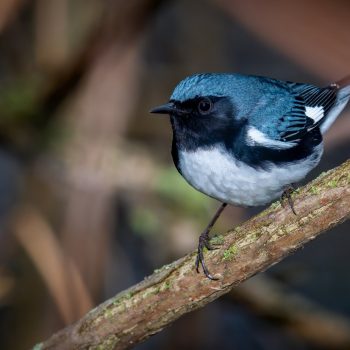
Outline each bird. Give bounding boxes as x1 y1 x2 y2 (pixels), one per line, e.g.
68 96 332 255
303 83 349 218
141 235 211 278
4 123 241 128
150 73 350 280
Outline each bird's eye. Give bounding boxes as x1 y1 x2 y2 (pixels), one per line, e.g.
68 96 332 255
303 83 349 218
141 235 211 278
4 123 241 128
198 98 213 115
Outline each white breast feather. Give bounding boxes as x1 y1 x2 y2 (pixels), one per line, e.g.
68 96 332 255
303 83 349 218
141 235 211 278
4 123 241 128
179 145 323 206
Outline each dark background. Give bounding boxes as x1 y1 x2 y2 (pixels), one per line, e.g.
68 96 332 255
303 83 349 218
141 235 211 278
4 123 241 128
0 0 349 349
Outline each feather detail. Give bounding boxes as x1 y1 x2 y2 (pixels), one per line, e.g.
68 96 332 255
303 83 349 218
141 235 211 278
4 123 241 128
278 83 338 141
246 126 296 149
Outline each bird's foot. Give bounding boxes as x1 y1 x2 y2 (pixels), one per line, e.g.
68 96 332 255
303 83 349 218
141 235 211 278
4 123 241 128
195 230 219 280
195 203 227 280
280 184 297 215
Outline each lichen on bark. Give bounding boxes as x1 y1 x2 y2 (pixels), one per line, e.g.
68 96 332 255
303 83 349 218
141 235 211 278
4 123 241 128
35 159 350 350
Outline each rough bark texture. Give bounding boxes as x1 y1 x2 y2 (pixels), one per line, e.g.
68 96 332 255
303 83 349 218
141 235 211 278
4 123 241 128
35 159 350 350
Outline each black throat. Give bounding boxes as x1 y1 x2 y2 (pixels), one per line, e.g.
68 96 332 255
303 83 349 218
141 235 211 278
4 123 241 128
169 95 243 170
170 115 322 172
168 94 322 172
170 115 246 173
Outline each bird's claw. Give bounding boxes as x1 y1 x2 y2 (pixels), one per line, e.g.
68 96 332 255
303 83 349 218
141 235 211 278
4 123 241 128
280 184 297 215
195 231 219 280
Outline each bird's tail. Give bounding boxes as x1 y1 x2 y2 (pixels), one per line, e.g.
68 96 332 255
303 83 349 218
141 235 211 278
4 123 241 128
320 75 350 134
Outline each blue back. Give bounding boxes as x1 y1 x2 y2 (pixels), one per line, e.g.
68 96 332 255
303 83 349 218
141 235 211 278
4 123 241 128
170 73 298 140
170 73 333 141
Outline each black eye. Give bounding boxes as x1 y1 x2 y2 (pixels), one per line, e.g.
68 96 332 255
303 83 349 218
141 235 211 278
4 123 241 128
198 98 213 115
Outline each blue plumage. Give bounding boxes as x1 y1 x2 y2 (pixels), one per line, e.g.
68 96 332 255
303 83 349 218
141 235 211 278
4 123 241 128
151 72 350 279
170 73 340 142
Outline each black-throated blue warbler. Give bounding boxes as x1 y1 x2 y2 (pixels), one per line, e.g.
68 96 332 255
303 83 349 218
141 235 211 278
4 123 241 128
150 73 350 280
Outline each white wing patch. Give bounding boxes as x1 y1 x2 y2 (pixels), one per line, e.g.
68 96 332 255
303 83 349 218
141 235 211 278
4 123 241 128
246 127 296 149
305 106 324 123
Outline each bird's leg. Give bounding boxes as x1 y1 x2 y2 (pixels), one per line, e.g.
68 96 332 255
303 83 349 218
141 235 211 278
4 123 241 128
280 184 297 215
195 202 227 280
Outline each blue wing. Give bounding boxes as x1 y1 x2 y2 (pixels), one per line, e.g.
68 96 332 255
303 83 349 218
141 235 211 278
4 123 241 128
278 82 337 141
247 78 338 143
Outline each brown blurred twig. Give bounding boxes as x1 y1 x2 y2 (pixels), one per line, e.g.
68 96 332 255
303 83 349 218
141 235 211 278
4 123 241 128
232 275 350 349
12 206 93 324
0 0 24 33
34 159 350 349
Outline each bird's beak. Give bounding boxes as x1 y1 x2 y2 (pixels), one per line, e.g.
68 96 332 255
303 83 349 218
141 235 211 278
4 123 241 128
149 102 177 115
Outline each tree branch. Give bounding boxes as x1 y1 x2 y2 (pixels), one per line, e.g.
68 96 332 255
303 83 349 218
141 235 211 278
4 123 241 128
35 159 350 350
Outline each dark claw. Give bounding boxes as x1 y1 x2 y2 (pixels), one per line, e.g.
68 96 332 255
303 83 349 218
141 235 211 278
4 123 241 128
280 185 297 215
287 195 297 215
195 231 219 280
194 202 227 280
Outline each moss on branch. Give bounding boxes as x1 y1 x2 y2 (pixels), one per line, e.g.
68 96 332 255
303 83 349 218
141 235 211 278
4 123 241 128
35 159 350 350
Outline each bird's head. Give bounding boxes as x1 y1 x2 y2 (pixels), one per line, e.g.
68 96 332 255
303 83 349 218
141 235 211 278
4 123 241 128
150 73 252 144
151 74 236 123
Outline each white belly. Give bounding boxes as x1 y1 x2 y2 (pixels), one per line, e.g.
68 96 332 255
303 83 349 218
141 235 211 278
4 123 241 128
178 145 323 206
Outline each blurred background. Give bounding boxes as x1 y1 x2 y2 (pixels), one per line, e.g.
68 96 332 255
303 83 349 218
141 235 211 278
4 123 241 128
0 0 349 349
